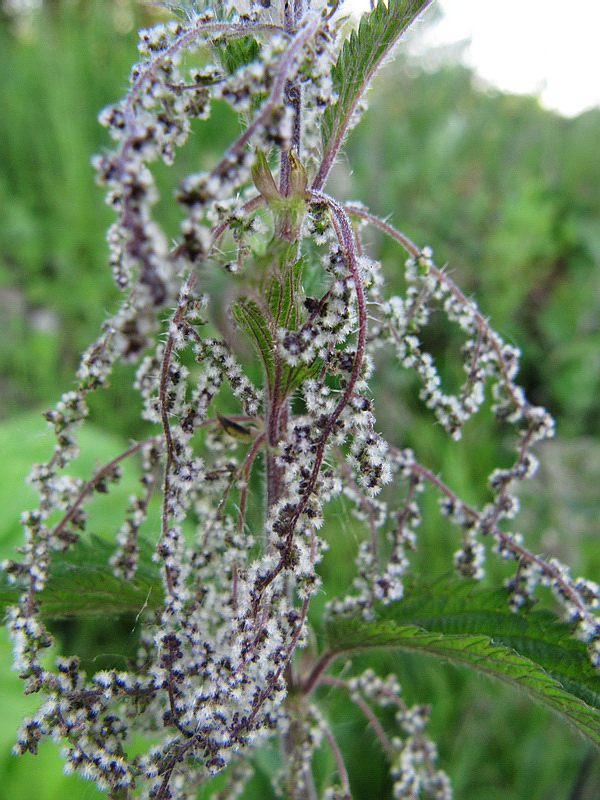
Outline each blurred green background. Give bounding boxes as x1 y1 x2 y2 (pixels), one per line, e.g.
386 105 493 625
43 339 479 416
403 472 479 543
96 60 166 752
1 1 600 798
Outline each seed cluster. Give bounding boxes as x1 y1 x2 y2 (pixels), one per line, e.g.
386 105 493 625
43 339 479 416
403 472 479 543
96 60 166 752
4 2 599 799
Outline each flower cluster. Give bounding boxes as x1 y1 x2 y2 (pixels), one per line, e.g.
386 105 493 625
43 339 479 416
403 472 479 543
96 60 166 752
4 1 600 799
345 670 451 800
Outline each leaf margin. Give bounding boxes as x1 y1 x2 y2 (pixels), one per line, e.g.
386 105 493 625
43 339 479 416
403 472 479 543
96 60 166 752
314 0 431 189
324 577 600 748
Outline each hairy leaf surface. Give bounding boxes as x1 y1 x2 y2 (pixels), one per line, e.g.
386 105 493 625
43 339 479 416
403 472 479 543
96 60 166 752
1 535 162 619
231 296 276 386
325 577 600 746
218 35 260 75
317 0 430 187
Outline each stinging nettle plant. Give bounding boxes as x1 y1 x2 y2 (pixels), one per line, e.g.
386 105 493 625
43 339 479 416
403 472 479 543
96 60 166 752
3 0 600 798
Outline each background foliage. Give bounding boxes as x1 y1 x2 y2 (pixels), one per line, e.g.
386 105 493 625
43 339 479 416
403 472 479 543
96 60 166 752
1 1 599 797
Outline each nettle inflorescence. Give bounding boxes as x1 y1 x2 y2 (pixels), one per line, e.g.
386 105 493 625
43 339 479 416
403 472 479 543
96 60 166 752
4 0 600 798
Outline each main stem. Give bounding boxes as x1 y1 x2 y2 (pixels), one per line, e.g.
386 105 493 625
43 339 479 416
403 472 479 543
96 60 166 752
266 384 287 513
268 0 304 512
274 6 318 798
279 0 303 200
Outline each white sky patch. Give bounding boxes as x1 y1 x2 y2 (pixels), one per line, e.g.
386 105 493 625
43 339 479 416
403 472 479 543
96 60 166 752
342 0 600 117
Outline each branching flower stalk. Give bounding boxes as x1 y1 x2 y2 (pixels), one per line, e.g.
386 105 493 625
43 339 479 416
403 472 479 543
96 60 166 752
4 1 600 798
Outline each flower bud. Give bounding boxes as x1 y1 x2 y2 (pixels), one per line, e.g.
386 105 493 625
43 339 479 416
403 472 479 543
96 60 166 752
251 148 279 201
288 149 307 197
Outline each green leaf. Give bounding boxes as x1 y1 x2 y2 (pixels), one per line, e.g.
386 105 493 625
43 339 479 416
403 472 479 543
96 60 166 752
325 576 600 747
267 255 304 329
281 356 323 398
217 35 260 75
231 249 323 398
386 577 600 709
1 535 163 619
318 0 430 185
231 297 276 386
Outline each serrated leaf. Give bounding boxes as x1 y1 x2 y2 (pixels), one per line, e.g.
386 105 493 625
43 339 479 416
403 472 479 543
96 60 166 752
282 356 323 398
217 35 260 75
231 297 276 385
229 246 322 398
316 0 430 188
1 535 163 619
385 576 600 709
267 256 304 329
286 257 304 329
325 576 600 747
